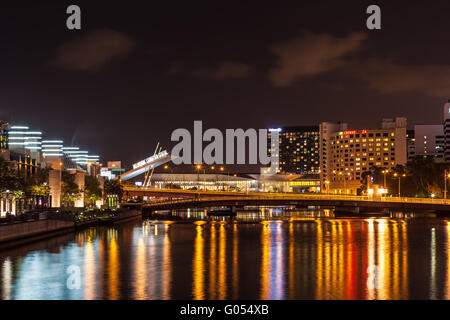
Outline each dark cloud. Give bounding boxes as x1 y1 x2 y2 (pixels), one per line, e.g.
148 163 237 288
169 61 251 80
267 30 450 98
268 31 368 87
53 29 134 71
348 60 450 97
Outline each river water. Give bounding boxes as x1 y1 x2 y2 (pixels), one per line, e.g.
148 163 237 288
0 208 450 300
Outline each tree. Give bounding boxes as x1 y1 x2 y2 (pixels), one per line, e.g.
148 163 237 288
0 158 21 193
20 165 51 198
84 175 102 207
360 166 382 192
61 171 80 207
406 158 445 197
104 179 123 201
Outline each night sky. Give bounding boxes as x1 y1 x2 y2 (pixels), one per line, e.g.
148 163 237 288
2 1 450 168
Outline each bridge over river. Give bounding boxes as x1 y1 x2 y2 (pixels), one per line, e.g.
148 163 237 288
124 187 450 214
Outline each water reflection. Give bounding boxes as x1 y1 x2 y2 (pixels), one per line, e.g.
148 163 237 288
193 222 205 300
446 222 450 299
0 214 450 299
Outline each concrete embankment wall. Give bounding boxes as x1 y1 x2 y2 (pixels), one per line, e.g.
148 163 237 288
0 219 75 243
0 209 142 247
114 208 141 221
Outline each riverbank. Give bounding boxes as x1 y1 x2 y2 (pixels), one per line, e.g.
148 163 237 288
0 208 141 250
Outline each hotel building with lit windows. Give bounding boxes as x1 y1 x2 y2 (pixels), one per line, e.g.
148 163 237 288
268 126 320 174
322 118 407 195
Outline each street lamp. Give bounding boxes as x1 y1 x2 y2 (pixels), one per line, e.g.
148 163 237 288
325 180 330 195
444 170 450 200
393 173 406 197
164 164 174 187
381 169 389 189
195 165 202 190
219 166 225 191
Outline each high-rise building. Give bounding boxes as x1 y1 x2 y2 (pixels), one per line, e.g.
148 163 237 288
443 101 450 163
406 129 415 161
319 122 348 191
323 117 407 195
268 126 320 174
0 121 8 160
62 147 100 173
7 125 42 161
6 125 42 176
0 121 8 149
412 125 444 161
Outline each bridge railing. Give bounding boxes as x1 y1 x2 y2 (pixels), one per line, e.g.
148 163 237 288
141 193 450 207
125 186 450 207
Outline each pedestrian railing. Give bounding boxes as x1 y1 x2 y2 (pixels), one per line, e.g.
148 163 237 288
140 192 450 208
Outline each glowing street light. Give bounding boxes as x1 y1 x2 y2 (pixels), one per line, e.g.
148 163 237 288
444 169 450 200
393 173 406 197
381 169 389 189
325 180 330 194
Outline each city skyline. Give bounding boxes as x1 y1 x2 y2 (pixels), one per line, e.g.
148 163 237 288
3 2 450 308
3 1 450 166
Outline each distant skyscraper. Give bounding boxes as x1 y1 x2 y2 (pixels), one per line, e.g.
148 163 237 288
0 121 9 161
319 122 348 191
406 129 415 161
0 121 8 150
268 126 320 174
413 125 444 161
443 101 450 162
7 125 42 161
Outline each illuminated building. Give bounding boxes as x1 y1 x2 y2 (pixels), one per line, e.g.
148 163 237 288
0 121 8 149
443 101 450 162
100 161 125 180
147 173 319 193
42 140 63 158
319 122 348 191
4 125 42 176
323 118 407 195
268 126 320 174
7 125 42 161
406 130 415 161
412 125 444 161
0 121 9 160
62 147 100 175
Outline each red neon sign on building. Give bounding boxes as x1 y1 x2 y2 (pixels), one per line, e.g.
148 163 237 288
343 130 368 135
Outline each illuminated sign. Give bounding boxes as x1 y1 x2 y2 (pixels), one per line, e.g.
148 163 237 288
100 168 113 179
132 150 169 169
343 130 368 135
289 181 319 186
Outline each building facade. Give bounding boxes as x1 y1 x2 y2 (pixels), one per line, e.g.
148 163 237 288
443 101 450 163
323 118 407 195
319 122 348 192
268 126 320 174
0 121 9 160
406 129 415 161
412 125 444 161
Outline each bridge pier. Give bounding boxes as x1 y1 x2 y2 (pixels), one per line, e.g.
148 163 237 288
335 206 360 215
334 206 391 217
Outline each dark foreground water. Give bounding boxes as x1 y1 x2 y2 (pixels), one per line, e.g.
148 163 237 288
1 209 450 300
